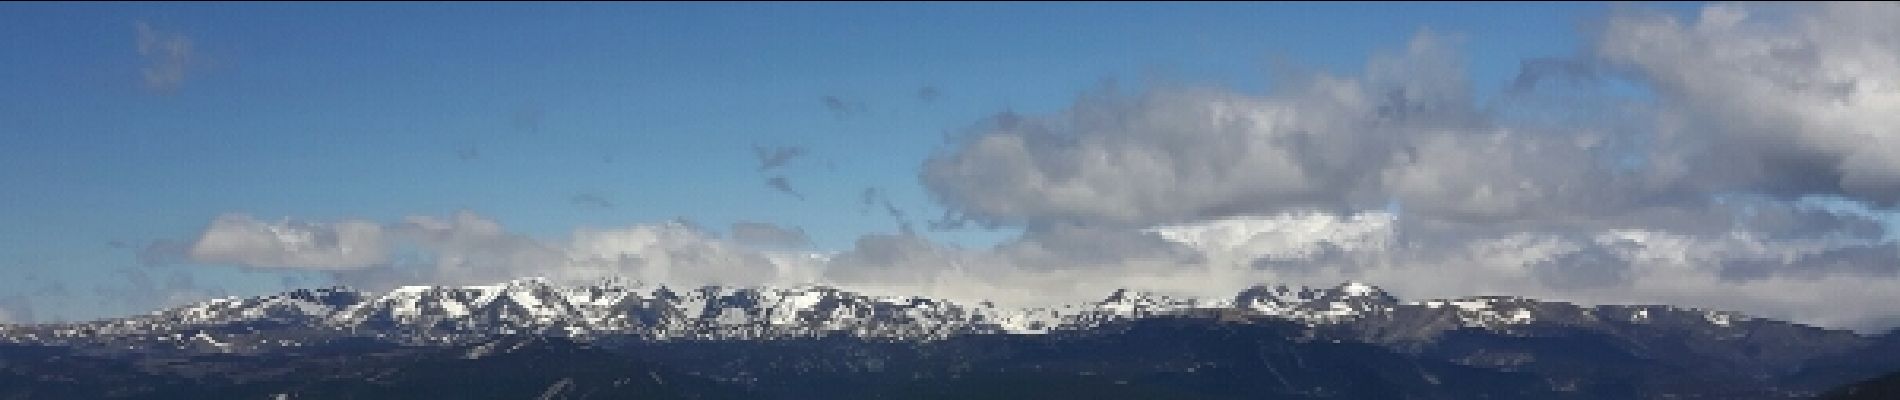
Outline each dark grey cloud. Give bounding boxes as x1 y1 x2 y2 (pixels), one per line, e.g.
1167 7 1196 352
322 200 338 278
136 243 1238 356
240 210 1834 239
994 224 1198 271
824 233 948 284
1530 237 1636 290
1596 2 1900 206
1719 244 1900 282
729 222 811 249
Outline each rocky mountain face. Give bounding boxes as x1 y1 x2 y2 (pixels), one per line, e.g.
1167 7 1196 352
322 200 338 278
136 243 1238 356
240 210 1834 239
2 278 1897 399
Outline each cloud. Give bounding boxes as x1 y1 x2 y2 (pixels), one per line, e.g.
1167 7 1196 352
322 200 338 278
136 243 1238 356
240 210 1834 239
752 145 808 171
1507 57 1599 93
134 21 195 92
185 214 390 269
922 6 1900 232
139 3 1900 333
918 86 941 102
821 95 866 119
138 238 191 267
93 269 228 315
1597 2 1900 205
898 3 1900 331
729 222 811 249
163 204 1900 331
171 212 820 293
511 103 544 133
455 145 480 161
569 192 616 209
0 295 34 324
566 222 816 287
922 33 1527 228
859 187 915 233
765 176 804 200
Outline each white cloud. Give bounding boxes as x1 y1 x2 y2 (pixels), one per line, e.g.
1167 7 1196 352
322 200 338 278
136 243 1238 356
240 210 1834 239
186 214 390 269
172 213 766 290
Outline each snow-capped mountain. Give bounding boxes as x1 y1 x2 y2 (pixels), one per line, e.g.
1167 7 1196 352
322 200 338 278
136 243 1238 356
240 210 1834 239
3 277 1894 400
0 277 1797 353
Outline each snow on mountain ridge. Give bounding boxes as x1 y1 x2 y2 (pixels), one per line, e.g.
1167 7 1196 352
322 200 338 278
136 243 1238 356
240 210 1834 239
0 277 1766 348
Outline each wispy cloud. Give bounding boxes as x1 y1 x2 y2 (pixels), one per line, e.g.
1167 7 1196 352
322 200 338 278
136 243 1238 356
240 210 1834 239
729 221 812 248
859 187 915 234
752 145 808 171
569 192 616 209
765 176 803 200
133 21 195 92
511 102 543 133
821 95 866 119
455 145 480 161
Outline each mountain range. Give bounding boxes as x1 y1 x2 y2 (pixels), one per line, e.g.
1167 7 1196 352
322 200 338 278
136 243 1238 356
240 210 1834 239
2 278 1897 399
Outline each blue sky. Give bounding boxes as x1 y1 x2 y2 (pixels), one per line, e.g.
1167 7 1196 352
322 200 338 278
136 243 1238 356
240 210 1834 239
17 2 1900 328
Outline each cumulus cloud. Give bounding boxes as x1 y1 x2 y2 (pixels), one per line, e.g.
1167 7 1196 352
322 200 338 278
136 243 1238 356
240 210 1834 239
922 34 1487 228
920 32 1696 230
1597 2 1900 205
902 3 1900 330
185 214 390 269
134 21 194 91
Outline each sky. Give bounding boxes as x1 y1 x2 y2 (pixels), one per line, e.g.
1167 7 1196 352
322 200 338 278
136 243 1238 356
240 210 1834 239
3 2 1900 332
